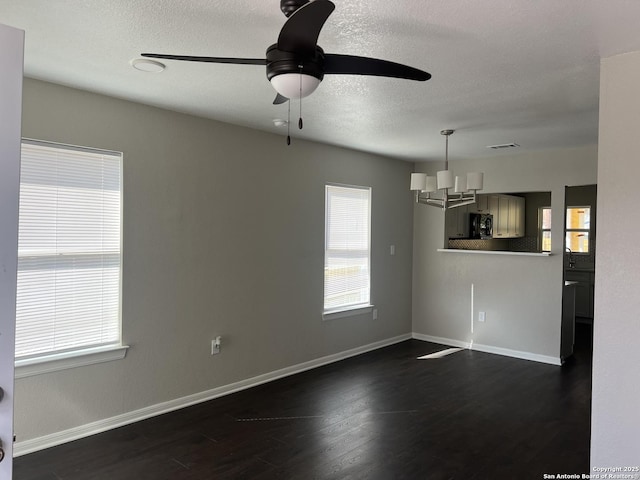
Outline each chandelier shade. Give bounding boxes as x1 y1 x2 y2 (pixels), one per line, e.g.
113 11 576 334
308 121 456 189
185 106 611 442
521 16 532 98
454 175 466 193
436 170 454 190
410 173 427 191
467 172 484 191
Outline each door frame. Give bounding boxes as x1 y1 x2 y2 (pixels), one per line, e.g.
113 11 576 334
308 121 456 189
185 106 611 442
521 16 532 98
0 22 24 478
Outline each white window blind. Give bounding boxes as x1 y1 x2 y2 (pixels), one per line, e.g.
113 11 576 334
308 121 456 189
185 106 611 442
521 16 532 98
324 184 371 312
15 140 122 359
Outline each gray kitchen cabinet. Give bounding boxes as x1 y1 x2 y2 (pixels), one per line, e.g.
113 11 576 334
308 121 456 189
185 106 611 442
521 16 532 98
511 196 525 237
445 204 469 239
492 194 525 238
488 195 499 219
561 282 576 362
495 195 510 237
471 194 489 213
565 270 594 319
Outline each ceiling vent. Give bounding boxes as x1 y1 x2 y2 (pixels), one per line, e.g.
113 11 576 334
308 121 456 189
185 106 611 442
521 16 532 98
486 143 520 150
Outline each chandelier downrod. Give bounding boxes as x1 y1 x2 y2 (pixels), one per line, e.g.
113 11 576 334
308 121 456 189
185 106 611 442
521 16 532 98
441 129 454 171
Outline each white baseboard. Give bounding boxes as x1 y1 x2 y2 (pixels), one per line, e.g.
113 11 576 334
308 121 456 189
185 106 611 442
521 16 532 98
411 332 470 349
471 342 561 366
14 333 412 457
411 332 561 366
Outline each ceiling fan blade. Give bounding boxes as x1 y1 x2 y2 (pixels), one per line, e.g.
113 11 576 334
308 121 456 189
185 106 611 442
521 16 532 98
277 0 335 56
141 53 266 65
324 54 431 81
273 93 289 105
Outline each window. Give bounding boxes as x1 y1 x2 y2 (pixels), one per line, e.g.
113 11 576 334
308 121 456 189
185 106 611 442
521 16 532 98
15 140 123 364
324 184 371 314
540 207 552 252
566 206 590 254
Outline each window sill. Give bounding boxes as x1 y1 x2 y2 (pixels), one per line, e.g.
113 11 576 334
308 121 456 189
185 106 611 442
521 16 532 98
323 305 375 321
15 345 129 379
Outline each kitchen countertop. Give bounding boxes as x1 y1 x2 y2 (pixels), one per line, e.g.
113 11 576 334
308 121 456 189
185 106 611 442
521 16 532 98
438 249 551 257
565 266 595 273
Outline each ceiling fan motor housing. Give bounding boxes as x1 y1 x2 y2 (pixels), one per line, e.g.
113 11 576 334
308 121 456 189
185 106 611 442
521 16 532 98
280 0 310 17
265 44 325 82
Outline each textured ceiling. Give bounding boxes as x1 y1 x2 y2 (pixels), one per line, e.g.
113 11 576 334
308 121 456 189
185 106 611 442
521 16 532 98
2 0 640 161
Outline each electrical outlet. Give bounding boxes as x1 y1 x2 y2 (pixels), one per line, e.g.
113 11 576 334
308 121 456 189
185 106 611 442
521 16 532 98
478 311 486 322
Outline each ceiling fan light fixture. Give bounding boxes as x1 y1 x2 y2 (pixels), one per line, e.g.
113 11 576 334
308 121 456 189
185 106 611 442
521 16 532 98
270 73 321 100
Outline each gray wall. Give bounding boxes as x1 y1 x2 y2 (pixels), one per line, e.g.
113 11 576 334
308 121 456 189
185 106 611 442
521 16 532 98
15 79 415 441
412 146 597 360
591 50 640 466
521 191 551 238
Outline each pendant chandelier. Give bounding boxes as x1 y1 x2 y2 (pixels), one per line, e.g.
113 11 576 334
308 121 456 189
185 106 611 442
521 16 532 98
410 129 484 210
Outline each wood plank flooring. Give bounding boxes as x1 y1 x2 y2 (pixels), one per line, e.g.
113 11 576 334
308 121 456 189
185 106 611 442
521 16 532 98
15 325 592 479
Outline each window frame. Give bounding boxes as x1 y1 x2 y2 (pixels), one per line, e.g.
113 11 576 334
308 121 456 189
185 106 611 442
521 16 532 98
539 206 552 252
323 183 373 319
565 205 591 255
14 139 127 377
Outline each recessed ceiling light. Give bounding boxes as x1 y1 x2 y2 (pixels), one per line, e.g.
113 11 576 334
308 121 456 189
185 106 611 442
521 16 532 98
273 119 288 127
130 58 166 73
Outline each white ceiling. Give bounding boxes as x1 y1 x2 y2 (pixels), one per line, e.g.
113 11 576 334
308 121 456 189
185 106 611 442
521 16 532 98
2 0 640 162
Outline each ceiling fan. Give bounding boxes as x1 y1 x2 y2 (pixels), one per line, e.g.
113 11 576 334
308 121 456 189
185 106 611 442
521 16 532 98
141 0 431 106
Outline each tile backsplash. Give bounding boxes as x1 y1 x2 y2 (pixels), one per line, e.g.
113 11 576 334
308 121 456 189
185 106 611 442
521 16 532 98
448 238 510 251
508 236 539 252
448 236 540 253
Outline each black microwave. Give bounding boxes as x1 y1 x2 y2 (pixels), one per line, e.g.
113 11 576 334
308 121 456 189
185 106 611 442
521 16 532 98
469 213 493 239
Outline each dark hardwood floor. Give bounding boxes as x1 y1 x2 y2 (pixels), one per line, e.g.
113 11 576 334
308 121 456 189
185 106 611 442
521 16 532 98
15 325 592 480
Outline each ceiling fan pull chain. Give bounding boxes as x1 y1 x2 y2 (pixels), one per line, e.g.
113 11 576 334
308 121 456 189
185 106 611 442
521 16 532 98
287 98 292 145
298 67 304 130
